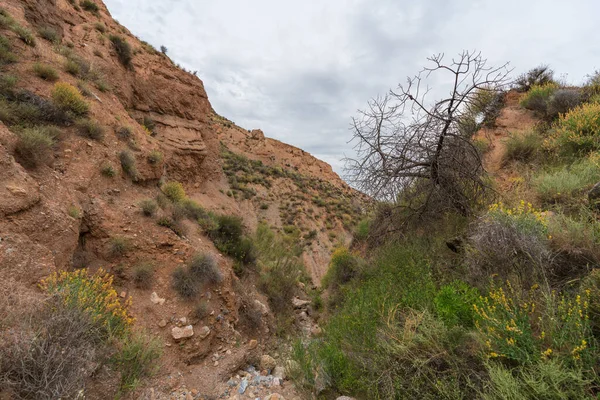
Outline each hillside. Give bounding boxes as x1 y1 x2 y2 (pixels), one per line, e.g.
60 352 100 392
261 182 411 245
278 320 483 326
0 1 365 399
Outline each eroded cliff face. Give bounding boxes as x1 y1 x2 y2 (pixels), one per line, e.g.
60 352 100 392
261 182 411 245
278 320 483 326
0 0 365 397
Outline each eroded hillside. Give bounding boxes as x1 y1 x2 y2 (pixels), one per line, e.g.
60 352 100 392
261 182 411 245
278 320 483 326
0 1 366 398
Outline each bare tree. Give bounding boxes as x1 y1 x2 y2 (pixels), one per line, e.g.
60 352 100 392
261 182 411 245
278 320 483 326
346 51 511 221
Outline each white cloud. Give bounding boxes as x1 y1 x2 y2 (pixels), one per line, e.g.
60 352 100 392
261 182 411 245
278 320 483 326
104 0 600 178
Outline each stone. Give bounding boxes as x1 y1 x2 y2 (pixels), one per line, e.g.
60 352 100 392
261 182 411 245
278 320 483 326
120 291 126 298
291 297 311 308
171 325 194 340
254 299 269 316
310 325 322 336
150 292 165 305
264 394 285 400
179 317 187 325
273 366 286 380
248 339 258 350
213 361 219 367
238 378 249 394
198 326 211 339
260 354 277 371
589 182 600 209
271 377 281 387
285 359 300 375
158 319 167 328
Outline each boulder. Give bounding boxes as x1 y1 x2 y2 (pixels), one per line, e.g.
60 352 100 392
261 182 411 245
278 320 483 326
260 354 277 371
198 325 211 339
171 325 194 340
292 297 311 309
150 292 165 305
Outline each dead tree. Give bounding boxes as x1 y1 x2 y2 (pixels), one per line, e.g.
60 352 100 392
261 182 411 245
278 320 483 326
346 51 511 222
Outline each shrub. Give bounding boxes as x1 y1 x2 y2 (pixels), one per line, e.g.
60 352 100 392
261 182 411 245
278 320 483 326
111 332 161 392
474 283 593 368
94 22 106 33
322 247 361 291
147 149 163 164
207 215 256 264
138 199 157 216
64 59 81 76
520 83 558 114
544 102 600 157
80 0 99 13
434 281 479 327
109 35 132 67
533 155 600 205
0 35 16 64
514 65 555 92
161 181 186 202
171 267 198 299
353 218 370 241
466 201 550 287
51 82 89 116
38 26 60 43
0 300 103 399
109 236 129 257
14 127 56 168
132 263 154 289
179 198 208 220
40 268 134 338
188 253 222 284
76 118 104 140
33 63 59 81
119 150 138 180
502 131 541 164
67 205 81 219
546 88 582 120
101 161 116 177
116 126 132 140
192 301 209 320
13 25 36 47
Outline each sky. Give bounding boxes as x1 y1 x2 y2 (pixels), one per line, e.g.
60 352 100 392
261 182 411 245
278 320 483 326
104 0 600 177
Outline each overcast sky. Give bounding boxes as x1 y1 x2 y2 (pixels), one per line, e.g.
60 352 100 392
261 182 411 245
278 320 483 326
104 0 600 177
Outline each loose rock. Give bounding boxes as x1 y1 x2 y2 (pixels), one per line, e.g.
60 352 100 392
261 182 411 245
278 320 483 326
198 326 211 339
150 292 165 305
171 325 194 340
260 354 277 371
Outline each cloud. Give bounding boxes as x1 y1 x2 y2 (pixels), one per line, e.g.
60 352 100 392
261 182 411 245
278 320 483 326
104 0 600 178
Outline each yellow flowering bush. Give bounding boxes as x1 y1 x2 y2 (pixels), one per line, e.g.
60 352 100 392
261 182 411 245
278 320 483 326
40 268 134 338
519 82 558 112
487 200 548 237
544 102 600 157
475 283 593 367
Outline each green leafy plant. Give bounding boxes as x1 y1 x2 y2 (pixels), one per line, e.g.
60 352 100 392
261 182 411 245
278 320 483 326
33 63 59 81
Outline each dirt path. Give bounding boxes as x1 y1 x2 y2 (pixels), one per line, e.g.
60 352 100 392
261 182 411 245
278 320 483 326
475 91 538 189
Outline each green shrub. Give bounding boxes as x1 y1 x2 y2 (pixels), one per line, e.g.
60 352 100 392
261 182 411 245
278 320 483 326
14 127 56 168
502 131 541 164
101 162 116 177
80 0 99 13
94 22 106 33
132 263 154 289
38 26 60 43
161 181 186 202
108 236 129 257
0 35 16 64
544 102 600 157
76 118 104 140
207 215 256 264
353 218 370 241
51 82 89 116
116 126 132 140
434 281 479 327
533 156 600 205
138 199 157 216
179 198 208 220
33 63 59 81
119 150 138 180
64 59 81 76
322 247 361 291
111 332 161 392
109 35 132 67
519 83 558 114
546 88 582 120
67 205 81 219
171 266 198 299
192 301 209 320
188 253 222 284
514 65 555 92
147 149 162 164
13 25 35 47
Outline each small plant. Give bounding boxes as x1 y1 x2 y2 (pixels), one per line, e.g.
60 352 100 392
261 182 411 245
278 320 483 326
38 26 60 43
109 35 132 67
32 63 59 81
111 332 161 393
51 82 89 116
119 150 139 180
192 301 209 320
132 263 154 289
160 45 167 55
520 82 558 114
94 22 106 33
14 127 56 168
546 88 582 120
76 119 104 140
141 116 155 134
13 25 36 47
138 199 157 216
76 80 92 97
503 131 541 164
514 65 555 92
116 126 132 140
109 236 129 258
101 162 116 177
322 247 361 292
171 266 199 299
161 181 186 202
259 203 269 210
434 281 479 327
80 0 99 13
0 35 17 64
188 253 222 284
147 150 163 165
67 205 81 219
64 59 81 76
